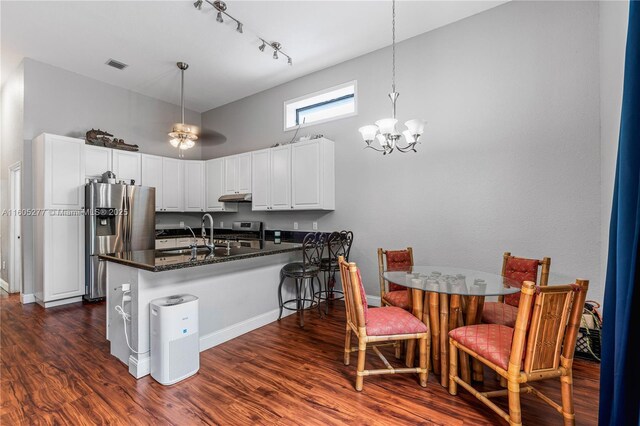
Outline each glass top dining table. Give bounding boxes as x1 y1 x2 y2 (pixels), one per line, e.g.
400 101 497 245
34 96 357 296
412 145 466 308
383 266 522 297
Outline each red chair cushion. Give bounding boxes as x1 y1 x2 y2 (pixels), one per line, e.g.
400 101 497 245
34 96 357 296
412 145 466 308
386 250 412 291
449 324 514 371
503 257 539 307
366 307 428 336
382 290 411 310
481 302 518 327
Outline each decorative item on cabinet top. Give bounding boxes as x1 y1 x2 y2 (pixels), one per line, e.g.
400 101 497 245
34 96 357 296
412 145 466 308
85 129 139 151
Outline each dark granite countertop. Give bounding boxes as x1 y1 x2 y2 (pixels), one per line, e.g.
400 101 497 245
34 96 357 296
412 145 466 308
99 241 302 272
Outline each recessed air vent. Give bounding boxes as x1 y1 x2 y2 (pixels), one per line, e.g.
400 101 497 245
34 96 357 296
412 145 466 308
105 59 128 70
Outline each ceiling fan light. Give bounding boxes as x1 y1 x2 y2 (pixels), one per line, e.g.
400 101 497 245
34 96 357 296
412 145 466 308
170 138 181 148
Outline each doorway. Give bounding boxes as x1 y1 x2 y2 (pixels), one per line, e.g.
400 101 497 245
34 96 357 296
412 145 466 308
8 162 22 294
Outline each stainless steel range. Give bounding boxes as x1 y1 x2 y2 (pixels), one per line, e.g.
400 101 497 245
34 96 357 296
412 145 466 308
211 221 264 249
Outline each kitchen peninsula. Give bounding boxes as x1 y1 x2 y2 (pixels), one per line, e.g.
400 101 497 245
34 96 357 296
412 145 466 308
101 241 301 378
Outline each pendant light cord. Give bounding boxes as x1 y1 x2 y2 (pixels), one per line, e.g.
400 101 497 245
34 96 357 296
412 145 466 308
180 68 185 125
391 0 396 94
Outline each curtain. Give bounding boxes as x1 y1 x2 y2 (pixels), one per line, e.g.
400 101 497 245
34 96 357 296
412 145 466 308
599 1 640 425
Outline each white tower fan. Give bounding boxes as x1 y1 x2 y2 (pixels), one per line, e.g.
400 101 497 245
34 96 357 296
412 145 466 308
150 294 200 385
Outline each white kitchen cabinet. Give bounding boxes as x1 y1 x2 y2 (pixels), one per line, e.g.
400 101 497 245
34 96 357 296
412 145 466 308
205 158 238 212
32 134 86 307
141 154 164 211
112 150 141 184
291 138 335 210
223 153 252 195
184 160 205 212
161 158 184 212
251 149 270 211
270 145 292 210
85 145 112 181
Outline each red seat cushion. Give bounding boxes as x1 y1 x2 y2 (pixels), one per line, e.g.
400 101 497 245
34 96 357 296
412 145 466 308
449 324 514 371
366 307 428 336
503 257 539 307
382 290 411 310
385 250 412 291
481 302 519 327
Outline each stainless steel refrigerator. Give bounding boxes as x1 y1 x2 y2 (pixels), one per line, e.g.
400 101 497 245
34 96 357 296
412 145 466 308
85 182 155 300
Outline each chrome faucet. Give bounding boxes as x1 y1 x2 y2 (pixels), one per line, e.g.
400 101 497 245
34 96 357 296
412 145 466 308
201 213 215 253
184 225 198 258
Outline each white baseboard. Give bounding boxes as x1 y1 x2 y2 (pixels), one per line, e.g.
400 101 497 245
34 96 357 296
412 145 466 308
129 354 150 379
200 308 294 352
36 296 83 308
366 295 382 307
20 293 36 304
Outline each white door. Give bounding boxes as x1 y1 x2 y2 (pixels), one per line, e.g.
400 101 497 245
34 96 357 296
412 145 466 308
223 156 238 194
85 145 112 181
9 163 22 294
237 153 252 193
141 154 164 211
251 150 270 211
162 158 184 211
184 160 205 212
270 145 291 210
291 140 322 209
112 151 141 184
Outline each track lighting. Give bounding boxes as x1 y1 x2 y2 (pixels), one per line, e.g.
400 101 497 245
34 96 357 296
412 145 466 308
196 1 293 66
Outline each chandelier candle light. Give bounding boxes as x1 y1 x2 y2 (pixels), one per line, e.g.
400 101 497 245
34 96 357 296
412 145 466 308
358 0 426 154
169 62 198 157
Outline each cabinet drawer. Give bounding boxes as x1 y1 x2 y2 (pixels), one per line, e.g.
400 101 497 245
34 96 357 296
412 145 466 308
176 238 193 247
156 239 177 249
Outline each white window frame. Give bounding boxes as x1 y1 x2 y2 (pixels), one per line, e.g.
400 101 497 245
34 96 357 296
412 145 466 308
283 80 358 131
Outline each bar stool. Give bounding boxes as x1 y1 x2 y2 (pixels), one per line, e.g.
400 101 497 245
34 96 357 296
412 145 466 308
277 233 325 327
316 230 354 314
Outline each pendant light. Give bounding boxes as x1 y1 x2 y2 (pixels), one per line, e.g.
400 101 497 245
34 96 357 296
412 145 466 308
169 62 198 157
358 0 426 155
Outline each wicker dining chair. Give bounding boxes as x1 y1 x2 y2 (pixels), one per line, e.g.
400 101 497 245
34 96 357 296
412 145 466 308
377 247 414 311
449 279 589 426
481 252 551 328
339 256 429 391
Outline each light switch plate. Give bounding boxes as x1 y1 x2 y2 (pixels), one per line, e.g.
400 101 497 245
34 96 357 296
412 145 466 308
312 222 318 230
220 221 224 228
293 222 299 230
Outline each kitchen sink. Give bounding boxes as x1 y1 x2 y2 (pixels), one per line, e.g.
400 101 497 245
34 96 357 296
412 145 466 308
157 246 213 256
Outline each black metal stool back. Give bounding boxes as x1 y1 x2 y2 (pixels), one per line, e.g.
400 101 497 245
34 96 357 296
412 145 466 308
301 232 325 275
339 230 354 262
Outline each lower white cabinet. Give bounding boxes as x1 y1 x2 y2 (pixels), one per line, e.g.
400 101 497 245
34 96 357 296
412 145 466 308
205 158 238 212
34 215 85 307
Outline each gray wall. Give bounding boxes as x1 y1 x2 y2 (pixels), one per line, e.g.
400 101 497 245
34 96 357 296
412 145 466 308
599 1 629 289
201 1 607 302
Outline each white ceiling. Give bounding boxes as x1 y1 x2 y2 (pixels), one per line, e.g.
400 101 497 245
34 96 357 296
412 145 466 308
1 1 506 113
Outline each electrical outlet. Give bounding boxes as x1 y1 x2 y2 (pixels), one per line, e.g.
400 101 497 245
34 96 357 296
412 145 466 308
312 222 318 230
220 221 224 228
121 283 130 292
293 222 299 230
179 221 185 228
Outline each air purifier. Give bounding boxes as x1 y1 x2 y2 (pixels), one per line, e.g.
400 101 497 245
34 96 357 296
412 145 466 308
150 294 199 385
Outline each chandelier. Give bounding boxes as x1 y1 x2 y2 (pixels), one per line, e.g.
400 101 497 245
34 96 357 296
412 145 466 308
168 62 198 157
358 0 426 155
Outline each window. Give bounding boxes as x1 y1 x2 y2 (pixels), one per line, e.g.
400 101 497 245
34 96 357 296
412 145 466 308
284 81 357 130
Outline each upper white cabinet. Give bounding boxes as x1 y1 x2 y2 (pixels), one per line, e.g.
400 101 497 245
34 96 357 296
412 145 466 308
84 145 112 181
270 145 292 210
291 138 335 210
184 160 205 212
162 158 184 212
205 158 238 212
112 150 141 184
33 134 85 210
223 153 252 195
251 149 270 211
141 154 164 211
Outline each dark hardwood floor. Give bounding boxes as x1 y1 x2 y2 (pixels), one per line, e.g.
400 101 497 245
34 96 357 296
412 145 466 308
1 292 599 425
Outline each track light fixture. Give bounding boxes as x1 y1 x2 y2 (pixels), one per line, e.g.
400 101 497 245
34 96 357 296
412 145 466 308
195 0 293 66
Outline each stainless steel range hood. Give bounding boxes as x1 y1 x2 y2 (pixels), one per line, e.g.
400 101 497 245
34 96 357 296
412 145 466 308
218 193 252 203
